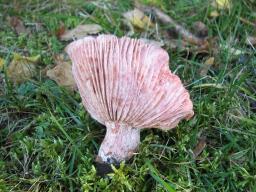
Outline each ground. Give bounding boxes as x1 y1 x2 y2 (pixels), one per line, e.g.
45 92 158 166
0 0 256 191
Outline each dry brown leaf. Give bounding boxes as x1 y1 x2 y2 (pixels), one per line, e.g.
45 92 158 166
123 8 154 30
8 16 31 35
55 22 66 38
192 136 206 159
193 21 208 38
46 54 76 91
60 24 102 41
7 53 40 84
200 57 215 76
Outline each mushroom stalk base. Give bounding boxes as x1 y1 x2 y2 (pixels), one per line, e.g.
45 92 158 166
97 122 140 164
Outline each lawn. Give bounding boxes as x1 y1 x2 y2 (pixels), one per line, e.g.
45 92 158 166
0 0 256 191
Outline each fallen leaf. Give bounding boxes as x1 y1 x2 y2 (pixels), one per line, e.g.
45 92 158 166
0 58 4 71
7 53 40 84
200 57 215 76
55 22 66 38
193 21 208 38
7 16 31 35
46 54 76 91
246 36 256 46
209 10 220 18
123 8 154 30
214 0 231 9
60 24 102 41
192 136 206 159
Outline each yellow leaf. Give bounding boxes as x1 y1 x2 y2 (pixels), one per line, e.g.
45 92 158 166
7 53 40 84
215 0 231 9
200 57 215 76
46 54 76 91
209 10 220 18
123 9 154 30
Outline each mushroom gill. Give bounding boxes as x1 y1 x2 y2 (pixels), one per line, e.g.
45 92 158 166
66 35 194 164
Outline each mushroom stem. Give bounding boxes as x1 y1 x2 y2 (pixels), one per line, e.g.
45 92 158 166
97 122 140 164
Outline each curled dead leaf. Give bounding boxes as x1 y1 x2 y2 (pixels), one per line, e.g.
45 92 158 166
7 53 40 84
60 24 102 41
46 54 76 91
123 8 154 30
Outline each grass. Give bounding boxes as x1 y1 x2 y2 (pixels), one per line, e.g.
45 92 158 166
0 0 256 191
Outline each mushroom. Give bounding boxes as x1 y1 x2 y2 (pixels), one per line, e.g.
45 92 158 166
66 35 194 165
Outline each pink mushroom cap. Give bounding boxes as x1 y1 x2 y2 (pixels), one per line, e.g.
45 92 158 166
66 35 194 164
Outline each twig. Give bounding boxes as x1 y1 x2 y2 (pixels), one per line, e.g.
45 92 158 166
136 4 207 46
238 16 256 27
